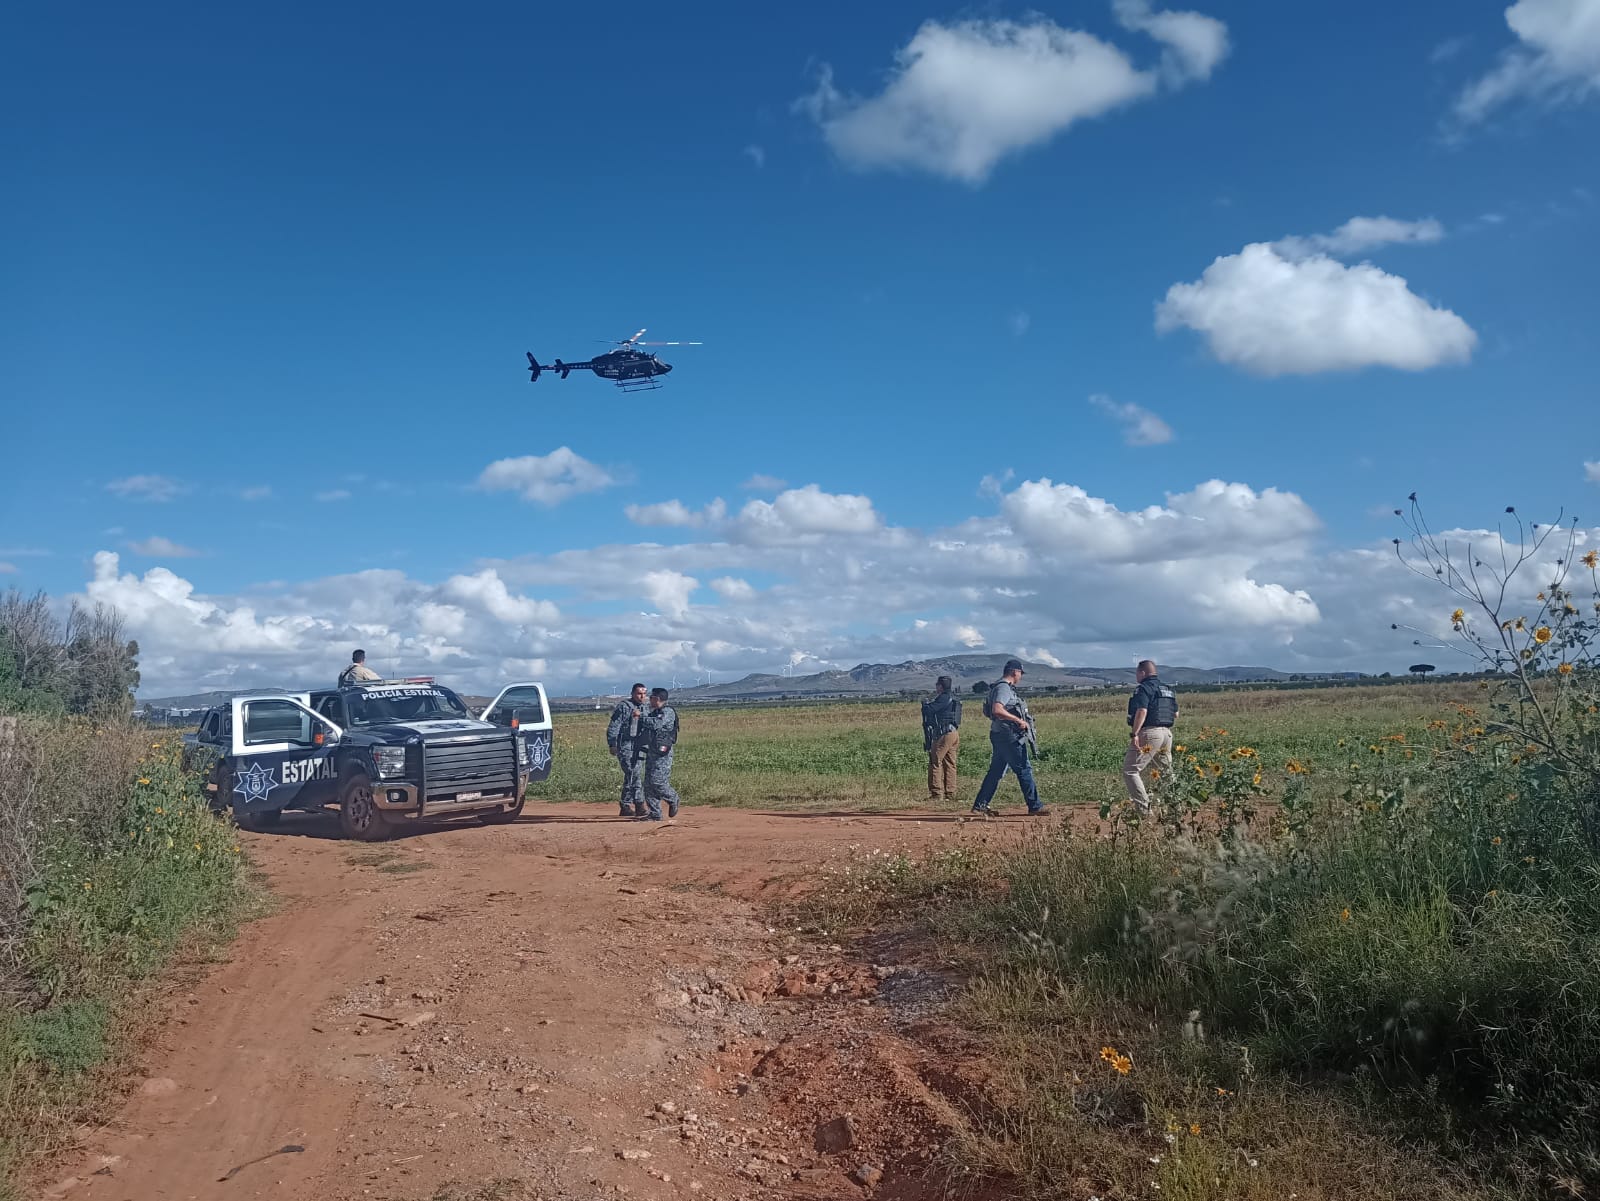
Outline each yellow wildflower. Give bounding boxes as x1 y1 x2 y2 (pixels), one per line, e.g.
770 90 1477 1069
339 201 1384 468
1215 1087 1230 1097
1492 836 1503 846
137 777 151 785
1190 1123 1202 1136
1534 626 1552 644
1450 608 1464 625
1113 1054 1132 1076
1558 662 1574 676
1100 1046 1117 1063
1252 771 1262 786
1341 907 1350 922
1537 592 1546 602
1584 550 1598 569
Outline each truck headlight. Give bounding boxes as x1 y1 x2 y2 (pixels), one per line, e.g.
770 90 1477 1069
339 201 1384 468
373 747 407 779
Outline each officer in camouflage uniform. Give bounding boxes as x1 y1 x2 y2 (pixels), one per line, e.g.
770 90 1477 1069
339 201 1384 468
636 687 680 821
606 683 648 817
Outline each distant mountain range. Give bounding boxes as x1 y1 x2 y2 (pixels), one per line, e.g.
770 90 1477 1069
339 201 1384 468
137 655 1363 712
644 655 1341 702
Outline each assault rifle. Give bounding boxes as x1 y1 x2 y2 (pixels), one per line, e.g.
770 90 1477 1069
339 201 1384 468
1014 698 1039 759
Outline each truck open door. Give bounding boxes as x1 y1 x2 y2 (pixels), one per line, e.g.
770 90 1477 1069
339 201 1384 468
228 694 345 815
479 682 553 783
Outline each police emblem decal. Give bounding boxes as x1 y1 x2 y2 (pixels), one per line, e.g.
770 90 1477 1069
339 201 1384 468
526 733 552 773
234 761 279 805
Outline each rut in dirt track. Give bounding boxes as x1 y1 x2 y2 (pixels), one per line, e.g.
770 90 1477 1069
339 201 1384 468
44 802 1029 1201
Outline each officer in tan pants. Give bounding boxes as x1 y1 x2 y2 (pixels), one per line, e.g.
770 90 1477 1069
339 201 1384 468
1125 660 1178 812
922 675 963 801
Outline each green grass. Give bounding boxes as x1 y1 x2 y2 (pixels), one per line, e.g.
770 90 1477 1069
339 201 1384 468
536 682 1472 810
790 676 1600 1199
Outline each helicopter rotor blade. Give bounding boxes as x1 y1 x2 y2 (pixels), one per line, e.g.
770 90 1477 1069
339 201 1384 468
624 328 647 346
633 340 703 346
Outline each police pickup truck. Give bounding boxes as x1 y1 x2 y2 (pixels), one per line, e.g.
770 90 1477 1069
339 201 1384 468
183 678 553 840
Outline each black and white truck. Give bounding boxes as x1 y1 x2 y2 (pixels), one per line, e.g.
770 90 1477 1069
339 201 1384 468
182 679 553 840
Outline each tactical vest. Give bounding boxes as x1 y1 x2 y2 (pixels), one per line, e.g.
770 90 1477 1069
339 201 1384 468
1150 685 1178 726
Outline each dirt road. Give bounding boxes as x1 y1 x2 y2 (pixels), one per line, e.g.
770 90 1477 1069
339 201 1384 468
45 804 1020 1201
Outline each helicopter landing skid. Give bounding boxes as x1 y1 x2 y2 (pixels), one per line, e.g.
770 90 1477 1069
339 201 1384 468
615 379 663 392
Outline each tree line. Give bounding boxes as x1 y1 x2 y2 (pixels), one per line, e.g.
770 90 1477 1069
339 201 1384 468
0 589 140 717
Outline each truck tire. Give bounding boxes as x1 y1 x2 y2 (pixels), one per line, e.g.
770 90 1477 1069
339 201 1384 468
338 771 391 842
478 796 526 825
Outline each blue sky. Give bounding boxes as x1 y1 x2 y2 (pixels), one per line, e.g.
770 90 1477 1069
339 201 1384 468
2 0 1597 696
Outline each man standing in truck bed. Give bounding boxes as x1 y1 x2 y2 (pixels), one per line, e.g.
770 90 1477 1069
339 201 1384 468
338 649 380 686
606 683 647 818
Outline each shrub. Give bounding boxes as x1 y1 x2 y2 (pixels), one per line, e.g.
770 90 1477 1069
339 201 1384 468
0 722 245 1196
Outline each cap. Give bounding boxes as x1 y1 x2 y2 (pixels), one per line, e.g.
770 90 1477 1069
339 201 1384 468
1003 658 1025 674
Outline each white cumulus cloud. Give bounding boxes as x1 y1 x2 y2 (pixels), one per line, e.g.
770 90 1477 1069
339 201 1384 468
710 577 757 601
1003 478 1320 564
1089 394 1175 446
1586 460 1600 482
1455 0 1600 124
439 569 559 625
478 447 618 505
1156 241 1477 375
796 2 1227 183
741 474 788 492
734 485 881 544
126 536 202 558
641 570 699 619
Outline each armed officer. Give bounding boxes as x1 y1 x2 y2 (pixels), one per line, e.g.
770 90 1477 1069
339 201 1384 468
971 659 1050 817
606 683 648 818
921 675 963 802
1125 659 1178 813
636 687 681 821
338 649 380 686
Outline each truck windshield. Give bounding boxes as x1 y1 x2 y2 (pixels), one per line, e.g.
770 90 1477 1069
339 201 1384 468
346 686 470 726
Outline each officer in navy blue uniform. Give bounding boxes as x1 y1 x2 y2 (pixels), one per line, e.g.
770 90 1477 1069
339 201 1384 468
971 659 1050 817
1125 659 1178 812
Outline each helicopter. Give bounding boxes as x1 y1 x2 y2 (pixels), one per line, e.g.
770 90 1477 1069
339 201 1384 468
526 329 701 392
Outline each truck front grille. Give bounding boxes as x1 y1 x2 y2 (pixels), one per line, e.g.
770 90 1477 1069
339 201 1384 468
422 736 517 800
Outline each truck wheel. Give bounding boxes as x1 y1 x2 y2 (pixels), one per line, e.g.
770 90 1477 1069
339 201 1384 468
478 796 526 825
339 772 391 842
